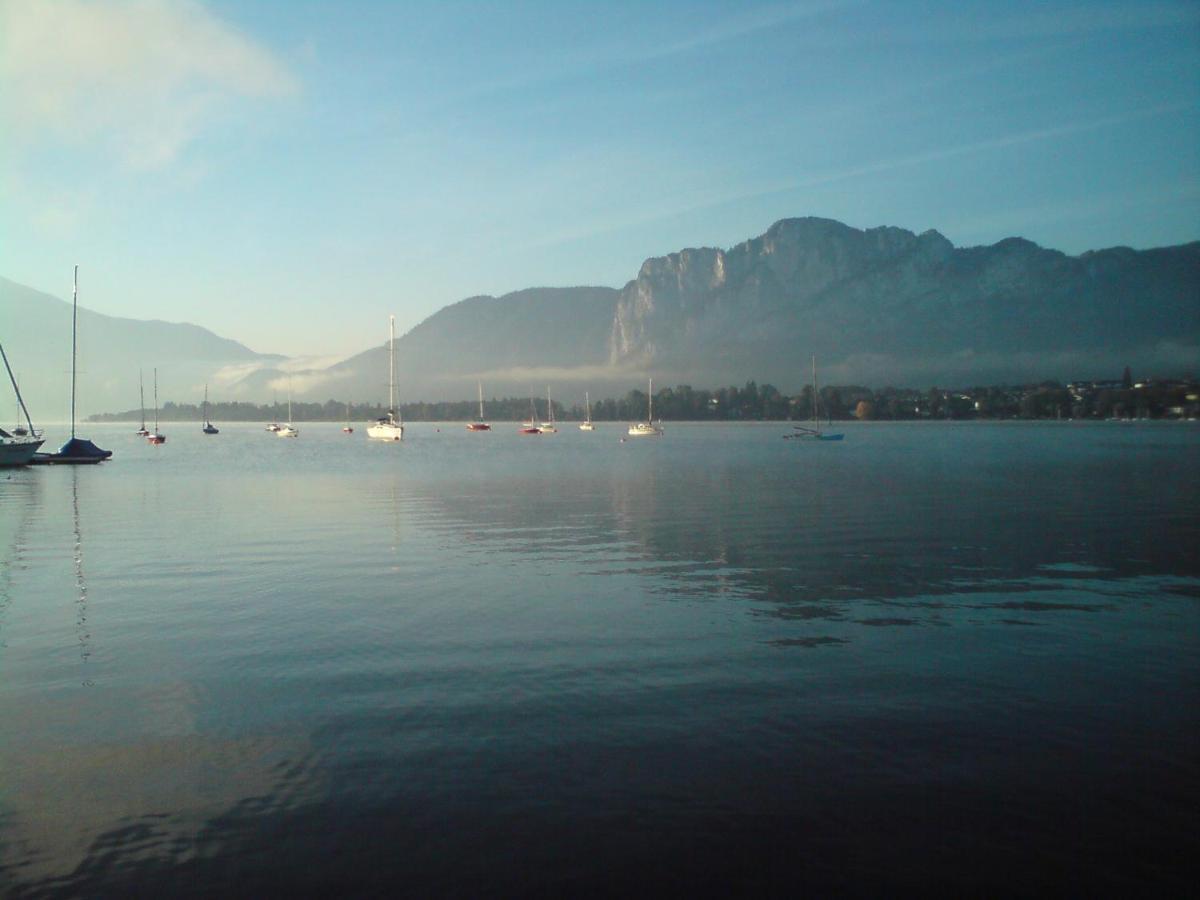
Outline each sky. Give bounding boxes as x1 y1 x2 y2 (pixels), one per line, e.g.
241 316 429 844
2 0 1198 361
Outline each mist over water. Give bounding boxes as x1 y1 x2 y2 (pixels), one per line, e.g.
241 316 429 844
2 421 1197 895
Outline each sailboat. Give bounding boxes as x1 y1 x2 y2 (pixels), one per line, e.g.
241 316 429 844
147 368 166 444
466 382 491 431
343 402 354 433
0 343 44 466
265 394 281 432
519 397 541 435
39 268 113 461
136 370 150 435
787 356 844 441
579 391 595 431
367 316 404 441
627 378 663 437
278 383 299 437
538 386 558 433
202 384 219 434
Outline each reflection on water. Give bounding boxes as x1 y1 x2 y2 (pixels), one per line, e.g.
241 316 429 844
0 422 1197 894
71 468 92 677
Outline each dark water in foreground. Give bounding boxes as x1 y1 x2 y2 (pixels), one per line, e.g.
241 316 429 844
2 421 1197 896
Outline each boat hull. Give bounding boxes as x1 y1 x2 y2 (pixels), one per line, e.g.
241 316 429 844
367 423 403 441
466 422 491 431
0 437 45 466
627 423 663 437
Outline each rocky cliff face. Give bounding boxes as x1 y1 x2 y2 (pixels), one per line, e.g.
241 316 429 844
606 217 1198 385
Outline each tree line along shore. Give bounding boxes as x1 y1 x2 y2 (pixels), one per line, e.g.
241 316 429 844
87 372 1199 423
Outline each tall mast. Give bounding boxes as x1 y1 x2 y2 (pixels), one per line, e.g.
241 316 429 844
388 315 396 419
648 377 653 422
139 369 146 429
153 368 159 431
1 343 37 434
478 381 484 419
71 266 78 438
812 355 818 427
547 385 552 424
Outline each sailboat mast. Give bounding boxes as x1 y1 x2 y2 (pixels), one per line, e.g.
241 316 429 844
388 315 396 418
71 266 78 438
648 377 653 422
812 355 818 427
140 370 146 428
153 368 159 431
0 343 37 434
478 381 484 419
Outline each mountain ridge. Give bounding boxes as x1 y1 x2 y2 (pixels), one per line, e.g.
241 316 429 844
4 217 1197 416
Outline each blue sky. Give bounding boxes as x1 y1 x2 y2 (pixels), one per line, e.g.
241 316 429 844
3 0 1197 360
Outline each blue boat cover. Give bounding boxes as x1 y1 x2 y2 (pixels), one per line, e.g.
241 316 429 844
57 437 112 459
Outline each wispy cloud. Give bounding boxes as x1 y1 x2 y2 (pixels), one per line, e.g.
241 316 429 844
0 0 298 168
453 1 854 102
525 102 1194 251
909 1 1200 44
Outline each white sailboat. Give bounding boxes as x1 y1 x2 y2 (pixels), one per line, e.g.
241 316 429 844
202 384 219 434
0 343 44 466
786 356 844 441
627 378 663 437
579 391 595 431
367 315 404 441
466 381 491 431
147 368 166 444
265 394 281 432
538 385 558 433
278 383 298 437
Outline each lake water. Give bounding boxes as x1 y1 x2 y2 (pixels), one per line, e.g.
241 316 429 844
2 421 1197 896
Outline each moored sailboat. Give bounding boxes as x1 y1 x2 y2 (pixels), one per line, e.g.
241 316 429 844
519 397 541 434
0 342 44 466
367 316 403 441
538 386 557 433
147 368 166 444
41 267 113 461
786 356 844 441
466 382 491 431
579 391 595 431
202 384 219 434
343 402 354 433
278 383 298 437
136 369 150 435
627 378 663 437
265 395 281 432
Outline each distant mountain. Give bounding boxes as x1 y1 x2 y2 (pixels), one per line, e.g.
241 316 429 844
7 217 1197 418
607 218 1199 387
0 276 282 420
287 218 1197 402
256 287 621 404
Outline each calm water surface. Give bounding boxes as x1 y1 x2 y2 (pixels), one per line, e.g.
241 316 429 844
2 421 1197 895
